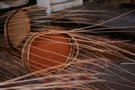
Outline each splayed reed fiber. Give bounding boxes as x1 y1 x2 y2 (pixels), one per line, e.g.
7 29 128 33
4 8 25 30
0 2 135 90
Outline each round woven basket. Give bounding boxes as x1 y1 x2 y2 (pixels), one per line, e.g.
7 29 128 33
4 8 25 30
22 32 79 74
